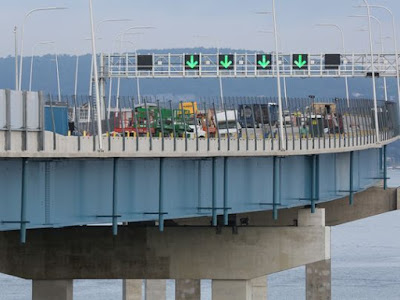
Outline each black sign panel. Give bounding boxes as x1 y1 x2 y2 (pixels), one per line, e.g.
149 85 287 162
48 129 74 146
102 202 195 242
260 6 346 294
325 54 341 70
219 54 234 70
137 55 153 71
256 54 272 70
185 54 200 70
292 54 308 70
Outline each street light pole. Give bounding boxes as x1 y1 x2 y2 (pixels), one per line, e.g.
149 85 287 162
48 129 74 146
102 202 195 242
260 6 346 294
18 7 67 91
352 15 389 102
256 0 285 150
357 5 400 115
356 0 380 143
193 35 224 108
258 29 288 106
29 42 61 102
370 16 388 102
88 0 103 150
88 19 133 100
29 41 54 91
117 26 154 106
14 26 18 90
315 24 350 107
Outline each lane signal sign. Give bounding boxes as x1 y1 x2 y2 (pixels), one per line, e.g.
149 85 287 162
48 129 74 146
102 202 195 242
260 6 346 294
325 54 341 70
219 54 234 70
256 54 272 70
293 54 308 70
137 55 153 71
185 54 200 70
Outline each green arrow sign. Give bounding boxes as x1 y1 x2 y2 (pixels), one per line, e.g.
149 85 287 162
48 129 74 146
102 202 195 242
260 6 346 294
186 55 199 69
258 55 271 69
294 55 307 68
220 55 233 69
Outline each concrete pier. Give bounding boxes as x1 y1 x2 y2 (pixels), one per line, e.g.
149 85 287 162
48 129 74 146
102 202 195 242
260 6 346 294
175 279 201 300
250 276 268 299
123 280 142 300
32 280 73 300
145 280 166 300
212 276 267 300
298 208 331 300
212 280 251 300
306 259 332 300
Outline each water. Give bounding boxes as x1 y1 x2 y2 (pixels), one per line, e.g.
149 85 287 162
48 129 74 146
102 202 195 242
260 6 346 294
1 172 400 299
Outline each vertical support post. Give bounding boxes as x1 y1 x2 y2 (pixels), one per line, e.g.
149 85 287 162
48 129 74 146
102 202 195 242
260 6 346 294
311 155 317 214
272 156 279 220
383 145 387 190
212 157 217 226
349 151 354 205
38 91 45 151
49 94 57 151
223 157 228 225
112 158 118 236
5 89 11 151
22 91 27 151
20 158 27 244
159 157 164 232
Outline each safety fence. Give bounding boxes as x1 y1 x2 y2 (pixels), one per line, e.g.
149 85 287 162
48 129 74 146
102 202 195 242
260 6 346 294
1 92 398 154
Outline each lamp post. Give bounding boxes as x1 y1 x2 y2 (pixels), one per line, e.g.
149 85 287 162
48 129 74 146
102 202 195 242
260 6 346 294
14 26 18 90
29 41 53 91
88 0 103 150
18 7 67 91
256 0 285 150
116 26 155 107
258 29 288 106
349 0 380 143
29 41 61 102
194 35 225 109
315 24 350 107
351 15 389 102
357 4 400 115
109 34 144 115
88 19 133 98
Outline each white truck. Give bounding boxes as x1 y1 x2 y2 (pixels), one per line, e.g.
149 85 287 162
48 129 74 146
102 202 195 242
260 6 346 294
216 110 241 138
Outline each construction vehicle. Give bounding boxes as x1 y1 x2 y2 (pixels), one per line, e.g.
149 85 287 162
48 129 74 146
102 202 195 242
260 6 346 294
310 103 344 134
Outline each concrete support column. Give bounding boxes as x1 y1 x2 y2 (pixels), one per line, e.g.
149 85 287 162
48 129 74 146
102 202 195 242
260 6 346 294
145 279 166 300
122 279 142 300
212 280 251 300
298 208 331 300
306 259 331 300
250 276 267 299
212 277 267 300
175 279 200 300
32 280 73 300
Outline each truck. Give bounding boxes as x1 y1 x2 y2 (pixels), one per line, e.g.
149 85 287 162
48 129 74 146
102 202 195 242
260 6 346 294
216 110 241 138
238 103 279 128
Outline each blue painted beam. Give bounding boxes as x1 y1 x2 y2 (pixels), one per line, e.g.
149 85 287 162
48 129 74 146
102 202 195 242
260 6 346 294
112 158 119 236
223 157 228 226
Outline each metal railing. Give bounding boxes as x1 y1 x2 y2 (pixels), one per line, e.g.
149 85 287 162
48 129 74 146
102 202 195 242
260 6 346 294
36 95 400 155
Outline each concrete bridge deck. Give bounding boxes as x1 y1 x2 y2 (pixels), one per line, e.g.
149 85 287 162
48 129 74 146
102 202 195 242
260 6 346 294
0 130 397 158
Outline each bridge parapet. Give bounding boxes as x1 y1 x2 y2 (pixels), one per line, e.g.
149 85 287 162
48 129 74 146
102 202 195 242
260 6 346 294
0 93 398 157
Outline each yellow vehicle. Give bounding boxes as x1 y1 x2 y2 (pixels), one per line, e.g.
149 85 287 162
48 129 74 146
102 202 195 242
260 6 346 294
178 101 198 115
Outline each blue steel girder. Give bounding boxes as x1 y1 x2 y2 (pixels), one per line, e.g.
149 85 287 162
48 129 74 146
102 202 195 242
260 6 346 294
0 148 381 235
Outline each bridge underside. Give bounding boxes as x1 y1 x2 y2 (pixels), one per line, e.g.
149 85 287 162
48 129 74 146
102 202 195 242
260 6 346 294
0 147 384 232
0 186 396 281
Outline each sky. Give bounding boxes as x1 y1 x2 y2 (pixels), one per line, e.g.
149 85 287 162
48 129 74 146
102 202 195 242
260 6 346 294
0 0 399 57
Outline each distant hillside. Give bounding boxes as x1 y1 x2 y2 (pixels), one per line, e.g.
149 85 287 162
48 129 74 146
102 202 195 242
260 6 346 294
0 48 398 100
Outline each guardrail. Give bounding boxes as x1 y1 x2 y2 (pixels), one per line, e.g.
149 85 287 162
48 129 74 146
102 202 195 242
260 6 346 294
1 95 398 156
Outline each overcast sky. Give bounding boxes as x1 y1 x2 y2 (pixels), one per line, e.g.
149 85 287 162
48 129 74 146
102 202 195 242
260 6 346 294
0 0 399 57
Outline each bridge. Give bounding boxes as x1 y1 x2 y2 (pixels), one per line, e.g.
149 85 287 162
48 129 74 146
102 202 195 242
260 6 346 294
0 48 400 299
